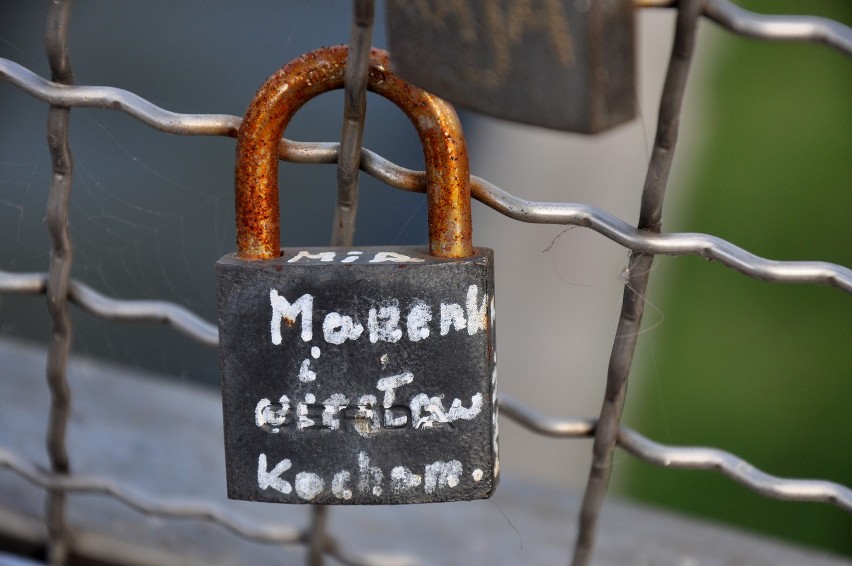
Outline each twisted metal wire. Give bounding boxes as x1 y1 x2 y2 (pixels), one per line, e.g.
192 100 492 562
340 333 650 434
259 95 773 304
331 0 375 247
616 429 852 511
704 0 852 56
573 3 701 564
1 58 850 292
6 267 850 515
0 271 219 347
499 396 852 511
638 0 852 56
0 447 303 545
313 3 376 563
42 1 75 562
2 392 848 552
0 446 413 565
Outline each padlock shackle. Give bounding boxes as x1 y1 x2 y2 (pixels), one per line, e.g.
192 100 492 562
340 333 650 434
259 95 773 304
235 46 473 260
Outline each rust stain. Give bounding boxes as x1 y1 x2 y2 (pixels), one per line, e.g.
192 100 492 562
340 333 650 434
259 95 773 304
235 45 473 259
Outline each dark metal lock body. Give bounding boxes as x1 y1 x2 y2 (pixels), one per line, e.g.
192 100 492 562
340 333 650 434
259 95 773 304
216 46 498 505
386 0 636 133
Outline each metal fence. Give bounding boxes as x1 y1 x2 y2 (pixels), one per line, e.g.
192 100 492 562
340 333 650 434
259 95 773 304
0 1 850 565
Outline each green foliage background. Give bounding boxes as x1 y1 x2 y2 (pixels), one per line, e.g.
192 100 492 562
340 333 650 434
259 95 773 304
617 0 852 556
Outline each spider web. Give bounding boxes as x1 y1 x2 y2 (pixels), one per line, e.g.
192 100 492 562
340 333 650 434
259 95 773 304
0 1 431 383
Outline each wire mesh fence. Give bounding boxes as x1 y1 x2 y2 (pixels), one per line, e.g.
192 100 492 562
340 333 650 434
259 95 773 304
0 1 850 564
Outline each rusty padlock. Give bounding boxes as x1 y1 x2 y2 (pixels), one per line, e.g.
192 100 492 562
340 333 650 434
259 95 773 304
216 46 498 505
386 0 636 133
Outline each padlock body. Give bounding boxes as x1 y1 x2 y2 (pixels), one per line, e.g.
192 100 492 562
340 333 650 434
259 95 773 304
216 247 498 504
387 0 636 133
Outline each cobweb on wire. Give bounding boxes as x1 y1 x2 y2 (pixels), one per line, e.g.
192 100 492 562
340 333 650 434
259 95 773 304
0 1 431 383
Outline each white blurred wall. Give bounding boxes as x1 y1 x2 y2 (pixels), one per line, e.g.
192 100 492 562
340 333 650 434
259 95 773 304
466 10 714 489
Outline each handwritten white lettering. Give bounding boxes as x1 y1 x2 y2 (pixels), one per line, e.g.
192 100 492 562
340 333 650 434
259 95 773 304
358 451 384 496
298 358 316 382
368 251 425 263
270 291 313 343
368 304 403 343
287 250 336 263
406 301 432 342
285 250 425 264
322 311 364 344
466 284 488 335
440 303 466 335
376 372 414 427
354 394 379 437
340 250 362 264
424 460 462 494
256 388 481 432
294 472 325 500
390 466 422 493
322 393 349 430
255 395 290 433
270 285 489 345
332 471 353 499
257 454 292 494
257 451 475 499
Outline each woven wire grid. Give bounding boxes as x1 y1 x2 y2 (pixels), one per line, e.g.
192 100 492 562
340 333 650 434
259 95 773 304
0 1 850 565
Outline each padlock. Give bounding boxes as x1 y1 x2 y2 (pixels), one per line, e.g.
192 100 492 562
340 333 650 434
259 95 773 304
216 46 498 505
386 0 636 133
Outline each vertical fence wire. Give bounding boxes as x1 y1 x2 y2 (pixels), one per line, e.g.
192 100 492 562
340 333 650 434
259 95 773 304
313 1 376 564
43 0 76 564
571 2 702 564
331 0 375 247
307 505 329 566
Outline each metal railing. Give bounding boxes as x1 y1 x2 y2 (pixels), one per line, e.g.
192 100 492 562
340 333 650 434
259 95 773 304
0 1 850 564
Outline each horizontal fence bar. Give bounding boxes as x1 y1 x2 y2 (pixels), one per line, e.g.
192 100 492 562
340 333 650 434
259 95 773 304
0 446 302 545
0 445 410 566
617 428 852 511
0 58 239 137
498 394 595 438
1 58 850 293
636 0 852 56
0 270 218 347
68 280 218 347
4 271 847 511
3 395 849 526
704 0 852 56
500 395 852 512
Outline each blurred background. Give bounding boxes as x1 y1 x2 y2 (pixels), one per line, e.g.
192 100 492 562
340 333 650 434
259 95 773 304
617 0 852 556
0 0 849 558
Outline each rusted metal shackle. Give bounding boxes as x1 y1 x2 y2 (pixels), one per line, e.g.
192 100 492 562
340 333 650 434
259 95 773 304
235 45 474 260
